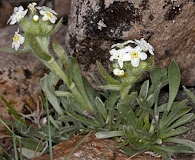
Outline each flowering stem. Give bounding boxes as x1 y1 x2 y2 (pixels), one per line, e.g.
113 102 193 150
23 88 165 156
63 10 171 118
29 36 95 113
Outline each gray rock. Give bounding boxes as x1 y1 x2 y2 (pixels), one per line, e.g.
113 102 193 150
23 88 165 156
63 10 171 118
65 0 195 86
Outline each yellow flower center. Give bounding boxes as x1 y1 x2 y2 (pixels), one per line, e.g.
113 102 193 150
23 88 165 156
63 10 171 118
13 35 19 42
46 12 52 18
131 52 138 58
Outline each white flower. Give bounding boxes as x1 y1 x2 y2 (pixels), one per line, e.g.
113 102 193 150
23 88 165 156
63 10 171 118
36 6 57 23
109 48 128 69
134 38 154 55
126 46 147 67
113 68 124 76
12 29 25 50
7 6 28 25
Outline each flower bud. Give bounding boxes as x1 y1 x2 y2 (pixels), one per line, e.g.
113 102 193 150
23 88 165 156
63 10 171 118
113 68 124 76
33 15 39 21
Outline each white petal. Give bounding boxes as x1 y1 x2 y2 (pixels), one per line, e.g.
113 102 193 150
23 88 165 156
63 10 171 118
12 42 20 51
109 49 118 55
122 53 131 61
23 9 28 16
18 6 24 11
131 58 140 67
49 16 57 23
9 18 17 25
42 15 49 21
134 46 142 52
149 48 154 55
118 59 124 68
124 46 133 52
13 7 18 13
39 10 45 15
109 56 114 61
139 52 147 60
50 9 57 15
19 35 25 44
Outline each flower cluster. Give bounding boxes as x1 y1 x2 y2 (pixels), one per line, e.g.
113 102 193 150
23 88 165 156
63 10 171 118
109 38 154 76
7 2 58 51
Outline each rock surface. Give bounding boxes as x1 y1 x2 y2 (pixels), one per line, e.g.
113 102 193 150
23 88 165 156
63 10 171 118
33 134 161 160
65 0 195 86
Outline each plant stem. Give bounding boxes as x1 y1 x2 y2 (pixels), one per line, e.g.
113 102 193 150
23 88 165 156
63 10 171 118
30 36 94 112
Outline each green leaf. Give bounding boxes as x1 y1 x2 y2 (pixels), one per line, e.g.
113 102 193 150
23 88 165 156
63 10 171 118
167 113 194 131
159 100 188 129
95 97 107 120
139 80 149 99
183 86 195 104
163 137 195 152
136 98 154 116
83 77 98 104
67 112 100 128
152 145 194 154
148 80 168 107
123 126 136 142
120 84 133 100
18 137 46 152
28 36 52 61
67 96 86 114
49 115 61 130
55 90 73 97
95 131 124 139
121 92 137 109
166 61 180 112
69 57 94 111
52 41 69 64
69 57 87 97
18 125 48 141
163 107 191 130
40 73 64 116
99 84 122 91
96 61 120 85
160 126 188 139
59 96 72 112
59 126 80 134
108 91 119 108
150 67 167 92
117 103 137 129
